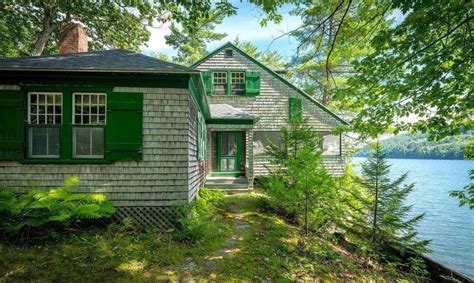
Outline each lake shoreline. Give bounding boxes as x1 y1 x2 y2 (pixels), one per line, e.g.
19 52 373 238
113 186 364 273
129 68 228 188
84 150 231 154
352 158 474 279
355 156 468 161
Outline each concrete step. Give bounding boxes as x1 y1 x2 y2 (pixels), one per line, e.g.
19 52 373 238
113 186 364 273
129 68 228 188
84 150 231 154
205 176 249 193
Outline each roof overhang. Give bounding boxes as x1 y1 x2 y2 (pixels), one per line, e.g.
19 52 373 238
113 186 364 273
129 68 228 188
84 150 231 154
0 68 201 75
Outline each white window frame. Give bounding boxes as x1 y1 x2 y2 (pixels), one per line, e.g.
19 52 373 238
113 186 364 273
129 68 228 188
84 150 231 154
27 92 62 158
72 92 107 159
72 127 105 159
230 71 245 95
212 71 227 95
72 92 107 126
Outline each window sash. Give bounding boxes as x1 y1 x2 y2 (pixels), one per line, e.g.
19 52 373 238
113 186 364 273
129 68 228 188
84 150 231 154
28 92 62 125
213 72 227 95
231 72 245 95
73 126 105 158
27 92 62 158
72 93 107 125
27 125 61 158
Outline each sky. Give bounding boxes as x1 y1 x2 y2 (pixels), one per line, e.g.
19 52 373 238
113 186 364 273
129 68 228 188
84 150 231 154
141 1 302 59
141 2 406 62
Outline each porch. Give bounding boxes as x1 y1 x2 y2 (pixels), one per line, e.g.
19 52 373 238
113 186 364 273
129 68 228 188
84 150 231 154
204 104 257 191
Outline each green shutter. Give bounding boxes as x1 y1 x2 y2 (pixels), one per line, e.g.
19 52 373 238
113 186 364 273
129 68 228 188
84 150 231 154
106 92 143 161
202 71 213 96
289 96 303 122
0 90 24 160
197 112 206 160
245 71 260 96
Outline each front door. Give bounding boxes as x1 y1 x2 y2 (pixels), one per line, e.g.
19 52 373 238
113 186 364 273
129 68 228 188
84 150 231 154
217 132 243 173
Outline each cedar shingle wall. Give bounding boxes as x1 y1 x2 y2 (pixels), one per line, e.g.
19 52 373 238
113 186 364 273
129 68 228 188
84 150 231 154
196 49 345 176
187 97 205 201
0 86 195 206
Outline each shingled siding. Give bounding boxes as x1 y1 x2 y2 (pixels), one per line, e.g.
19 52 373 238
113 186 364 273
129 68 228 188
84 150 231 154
195 48 345 176
187 97 205 201
0 86 196 207
253 141 346 177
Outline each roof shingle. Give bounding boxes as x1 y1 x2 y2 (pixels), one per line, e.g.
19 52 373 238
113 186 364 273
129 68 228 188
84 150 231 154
209 103 256 120
0 49 194 73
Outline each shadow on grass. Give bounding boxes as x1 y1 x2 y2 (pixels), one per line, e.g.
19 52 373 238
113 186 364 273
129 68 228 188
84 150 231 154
1 193 399 281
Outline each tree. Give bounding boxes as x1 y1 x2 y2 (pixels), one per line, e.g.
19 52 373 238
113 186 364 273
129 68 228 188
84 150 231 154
0 0 235 57
265 119 339 236
233 38 286 70
450 170 474 210
357 142 429 255
450 139 474 209
341 1 473 140
165 3 235 65
253 1 472 139
288 0 391 108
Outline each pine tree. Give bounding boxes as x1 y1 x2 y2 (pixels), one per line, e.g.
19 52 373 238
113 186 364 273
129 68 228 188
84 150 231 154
358 142 429 255
265 118 340 236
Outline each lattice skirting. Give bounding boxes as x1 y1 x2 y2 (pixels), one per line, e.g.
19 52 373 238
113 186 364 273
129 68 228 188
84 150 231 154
114 206 184 230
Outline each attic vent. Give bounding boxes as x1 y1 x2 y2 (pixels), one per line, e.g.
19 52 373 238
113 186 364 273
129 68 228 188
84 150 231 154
225 49 233 57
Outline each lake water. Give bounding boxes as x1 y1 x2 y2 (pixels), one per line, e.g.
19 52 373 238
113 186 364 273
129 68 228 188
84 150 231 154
352 158 474 279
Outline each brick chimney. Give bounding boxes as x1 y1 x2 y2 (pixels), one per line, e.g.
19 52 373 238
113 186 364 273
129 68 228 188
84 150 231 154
58 22 88 54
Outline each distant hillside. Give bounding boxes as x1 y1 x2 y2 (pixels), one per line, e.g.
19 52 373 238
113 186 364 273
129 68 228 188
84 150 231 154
357 133 473 160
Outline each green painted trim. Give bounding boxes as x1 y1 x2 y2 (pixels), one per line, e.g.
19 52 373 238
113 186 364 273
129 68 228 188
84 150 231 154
21 159 113 164
215 132 244 173
206 119 254 125
191 42 349 125
21 85 115 163
189 74 211 119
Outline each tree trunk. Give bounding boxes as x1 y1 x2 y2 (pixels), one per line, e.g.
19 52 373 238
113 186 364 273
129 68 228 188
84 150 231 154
372 141 380 243
30 6 56 56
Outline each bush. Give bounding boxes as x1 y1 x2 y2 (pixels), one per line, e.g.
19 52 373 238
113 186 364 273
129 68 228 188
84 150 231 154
0 177 115 238
263 119 341 236
175 188 226 244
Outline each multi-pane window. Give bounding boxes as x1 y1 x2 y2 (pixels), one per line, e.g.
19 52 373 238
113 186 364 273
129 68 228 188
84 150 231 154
213 72 227 95
231 72 245 95
73 93 106 158
28 92 62 158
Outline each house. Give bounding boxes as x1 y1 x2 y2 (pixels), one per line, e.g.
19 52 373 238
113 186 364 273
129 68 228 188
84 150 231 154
194 42 348 190
0 24 347 227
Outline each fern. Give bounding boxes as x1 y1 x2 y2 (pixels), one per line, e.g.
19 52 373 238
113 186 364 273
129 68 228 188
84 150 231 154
0 177 115 237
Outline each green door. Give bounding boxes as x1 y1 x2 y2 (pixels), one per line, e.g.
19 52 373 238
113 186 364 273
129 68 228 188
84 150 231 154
217 132 243 174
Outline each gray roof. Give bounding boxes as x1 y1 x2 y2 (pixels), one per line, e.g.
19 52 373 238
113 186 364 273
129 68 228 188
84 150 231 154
0 49 195 73
209 103 256 120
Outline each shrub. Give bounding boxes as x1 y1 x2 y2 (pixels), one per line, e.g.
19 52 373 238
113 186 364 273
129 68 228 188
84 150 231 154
175 188 226 244
0 177 115 238
263 118 341 236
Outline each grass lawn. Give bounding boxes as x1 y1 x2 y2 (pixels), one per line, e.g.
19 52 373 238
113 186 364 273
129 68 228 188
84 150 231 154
0 193 409 281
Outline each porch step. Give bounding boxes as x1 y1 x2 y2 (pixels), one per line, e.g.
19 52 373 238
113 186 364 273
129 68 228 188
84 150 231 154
205 176 249 194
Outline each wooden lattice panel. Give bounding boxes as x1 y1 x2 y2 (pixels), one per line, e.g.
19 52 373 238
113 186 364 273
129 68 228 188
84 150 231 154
114 206 184 230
